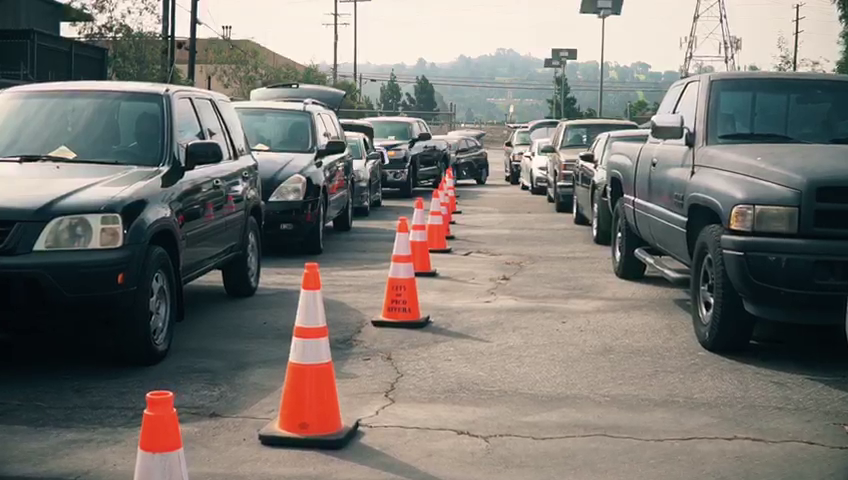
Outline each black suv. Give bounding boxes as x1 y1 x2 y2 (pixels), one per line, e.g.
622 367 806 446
235 83 355 255
0 81 263 365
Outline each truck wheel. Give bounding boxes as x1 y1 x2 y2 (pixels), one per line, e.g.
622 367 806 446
333 188 354 231
554 185 572 213
302 200 325 255
691 225 755 352
118 245 177 366
509 170 520 185
223 216 262 298
591 190 611 245
355 188 371 216
372 179 383 207
611 199 646 280
399 168 414 198
572 191 590 225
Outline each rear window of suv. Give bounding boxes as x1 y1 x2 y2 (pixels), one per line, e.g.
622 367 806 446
236 108 314 153
561 123 639 148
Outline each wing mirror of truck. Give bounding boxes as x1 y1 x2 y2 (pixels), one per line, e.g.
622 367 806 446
366 151 382 162
504 140 513 148
578 151 596 164
318 139 347 158
540 145 556 155
650 113 685 140
417 132 432 142
185 140 223 171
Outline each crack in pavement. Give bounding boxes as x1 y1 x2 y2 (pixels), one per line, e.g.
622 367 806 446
358 352 403 424
361 424 848 450
484 260 528 303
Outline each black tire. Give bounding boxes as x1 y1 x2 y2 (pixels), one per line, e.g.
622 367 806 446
530 177 545 195
432 160 445 188
554 184 572 213
222 216 261 298
520 180 529 191
117 245 177 366
302 199 325 255
355 188 371 216
546 183 554 203
591 190 611 245
572 190 590 225
373 179 383 207
333 187 354 231
691 224 756 352
611 199 647 280
399 167 414 198
476 166 488 185
509 169 520 185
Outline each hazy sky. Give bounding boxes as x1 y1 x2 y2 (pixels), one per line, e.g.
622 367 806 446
163 0 841 72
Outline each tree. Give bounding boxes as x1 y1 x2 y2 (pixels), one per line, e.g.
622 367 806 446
71 0 185 83
833 0 848 73
464 107 476 123
773 33 827 72
300 64 329 85
411 75 439 120
378 70 403 113
547 72 583 119
206 43 300 99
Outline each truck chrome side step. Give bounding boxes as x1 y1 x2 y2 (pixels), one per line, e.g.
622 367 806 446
634 248 690 286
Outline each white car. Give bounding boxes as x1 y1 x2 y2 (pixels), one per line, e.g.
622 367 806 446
519 138 550 195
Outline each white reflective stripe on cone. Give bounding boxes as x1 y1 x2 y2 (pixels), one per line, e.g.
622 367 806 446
410 229 427 242
133 449 189 480
393 232 412 255
447 188 455 197
388 261 415 278
428 213 443 225
412 208 426 226
429 195 441 211
294 289 327 328
440 204 448 214
289 337 332 365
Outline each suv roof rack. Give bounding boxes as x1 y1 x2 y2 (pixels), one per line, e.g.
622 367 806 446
249 83 347 111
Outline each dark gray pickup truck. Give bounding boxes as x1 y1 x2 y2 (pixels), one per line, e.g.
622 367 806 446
605 71 848 352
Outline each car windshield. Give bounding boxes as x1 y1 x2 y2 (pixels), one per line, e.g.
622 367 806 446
561 124 638 148
370 121 413 141
346 138 364 159
708 78 848 145
514 131 531 145
530 126 557 141
236 108 313 153
0 90 165 166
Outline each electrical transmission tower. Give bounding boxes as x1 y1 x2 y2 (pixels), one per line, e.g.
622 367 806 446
680 0 741 77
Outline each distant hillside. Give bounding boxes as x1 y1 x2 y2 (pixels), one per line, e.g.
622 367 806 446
321 48 680 122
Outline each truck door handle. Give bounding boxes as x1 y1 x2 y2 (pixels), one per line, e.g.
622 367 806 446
651 158 658 168
212 179 223 189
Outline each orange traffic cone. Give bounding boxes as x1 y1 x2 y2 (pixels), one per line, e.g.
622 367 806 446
133 391 189 480
448 167 460 200
440 186 455 240
259 263 358 449
411 198 437 277
373 217 431 328
427 190 451 254
447 171 461 214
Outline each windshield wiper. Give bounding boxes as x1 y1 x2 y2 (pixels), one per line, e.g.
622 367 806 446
0 155 121 165
718 133 809 143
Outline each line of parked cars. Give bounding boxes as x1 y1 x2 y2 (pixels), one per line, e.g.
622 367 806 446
0 80 488 365
506 71 848 353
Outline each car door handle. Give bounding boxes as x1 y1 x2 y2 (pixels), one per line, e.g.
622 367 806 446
212 179 223 189
651 158 658 168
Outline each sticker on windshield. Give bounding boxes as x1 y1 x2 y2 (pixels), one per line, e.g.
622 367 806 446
388 136 396 140
48 146 77 159
252 143 270 151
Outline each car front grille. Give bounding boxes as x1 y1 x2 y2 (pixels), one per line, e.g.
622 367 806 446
808 186 848 236
0 221 17 249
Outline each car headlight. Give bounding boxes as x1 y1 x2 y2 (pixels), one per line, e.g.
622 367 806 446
511 153 523 161
33 213 123 251
269 174 307 201
387 149 406 158
729 205 798 234
353 169 367 182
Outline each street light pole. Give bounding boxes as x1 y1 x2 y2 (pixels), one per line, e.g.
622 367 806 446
598 10 609 117
560 62 565 119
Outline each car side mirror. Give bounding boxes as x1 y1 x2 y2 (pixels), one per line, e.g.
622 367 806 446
318 139 347 158
366 151 381 162
578 151 595 164
651 113 685 140
417 132 432 141
540 145 556 154
185 140 223 171
504 140 513 148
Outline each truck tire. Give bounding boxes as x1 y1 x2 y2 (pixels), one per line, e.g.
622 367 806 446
509 169 520 185
691 224 755 352
117 245 177 366
611 199 646 280
333 187 354 232
554 184 572 213
476 166 488 185
222 216 261 298
399 168 414 198
572 191 590 225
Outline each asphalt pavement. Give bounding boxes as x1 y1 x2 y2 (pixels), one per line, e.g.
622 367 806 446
2 149 848 479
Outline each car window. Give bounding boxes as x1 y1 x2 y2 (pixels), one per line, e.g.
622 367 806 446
371 121 413 141
236 108 314 153
560 123 639 148
592 135 608 160
175 98 204 146
418 121 430 134
530 126 557 141
0 90 166 167
468 138 481 149
194 98 233 160
658 83 685 115
345 138 364 159
514 130 531 145
674 81 699 132
216 100 250 157
535 140 551 154
363 137 373 153
319 113 341 140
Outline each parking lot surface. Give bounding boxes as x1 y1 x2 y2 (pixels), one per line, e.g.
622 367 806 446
2 149 848 479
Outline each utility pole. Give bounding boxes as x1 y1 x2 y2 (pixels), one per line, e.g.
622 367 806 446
340 0 371 97
560 62 566 119
188 0 199 84
792 3 805 72
598 9 609 118
322 8 350 85
168 0 176 76
161 0 170 81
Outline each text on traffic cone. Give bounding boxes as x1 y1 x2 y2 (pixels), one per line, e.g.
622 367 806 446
373 217 431 328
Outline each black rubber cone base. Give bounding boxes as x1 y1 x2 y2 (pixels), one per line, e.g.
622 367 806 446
259 419 359 450
430 247 452 254
446 234 455 240
372 315 431 329
449 220 456 225
453 210 463 214
415 269 438 277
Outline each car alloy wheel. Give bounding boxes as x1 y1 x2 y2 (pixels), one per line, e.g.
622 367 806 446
246 228 259 289
592 201 599 238
148 270 171 347
697 253 716 326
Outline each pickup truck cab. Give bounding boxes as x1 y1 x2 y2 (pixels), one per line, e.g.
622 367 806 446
606 71 848 352
0 81 264 365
